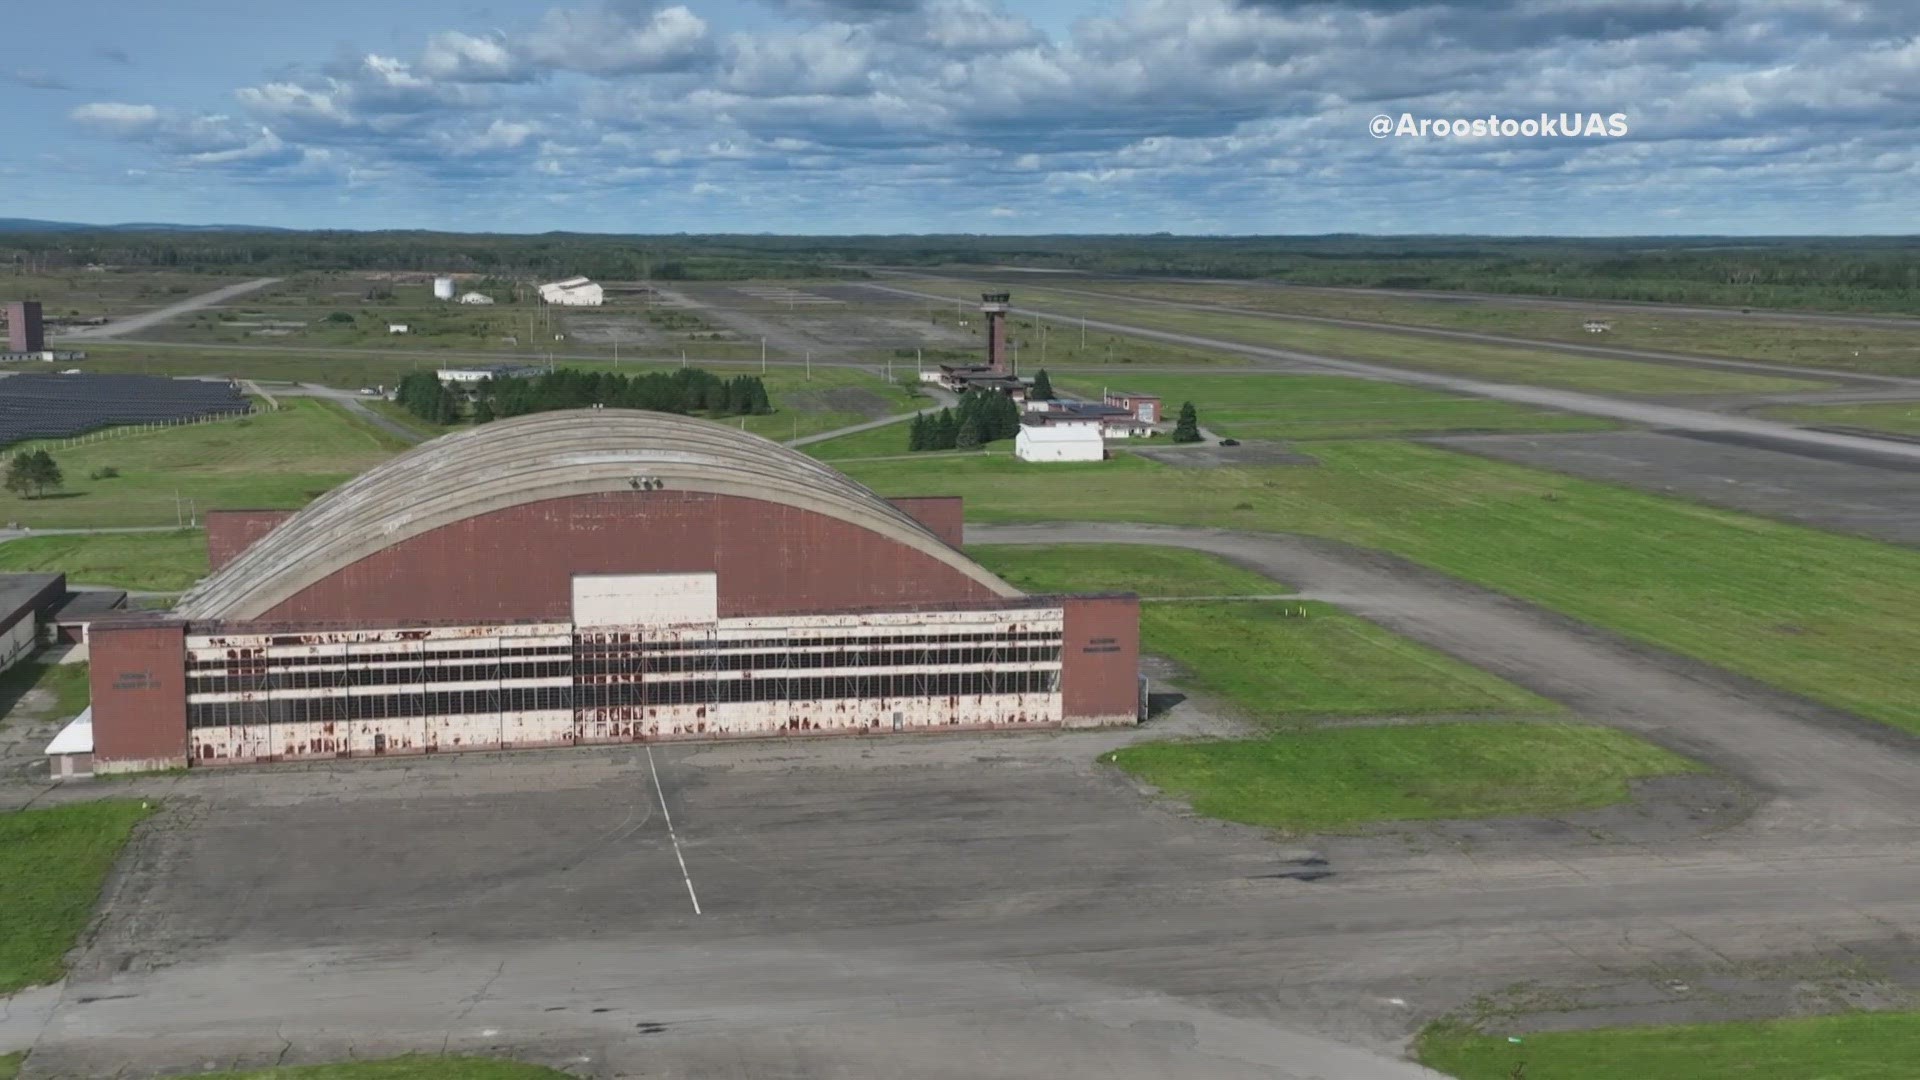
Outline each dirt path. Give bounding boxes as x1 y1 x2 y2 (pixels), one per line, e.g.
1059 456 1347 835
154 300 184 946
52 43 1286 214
54 278 281 341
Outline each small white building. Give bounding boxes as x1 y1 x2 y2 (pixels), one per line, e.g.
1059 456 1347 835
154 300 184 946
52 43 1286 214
388 323 410 335
538 277 604 307
458 291 495 305
46 707 93 780
433 276 456 301
1015 420 1105 463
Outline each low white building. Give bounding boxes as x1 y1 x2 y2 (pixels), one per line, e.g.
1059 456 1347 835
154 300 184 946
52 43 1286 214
458 291 495 305
1015 420 1105 463
437 363 541 385
538 277 604 307
387 324 409 335
46 707 92 779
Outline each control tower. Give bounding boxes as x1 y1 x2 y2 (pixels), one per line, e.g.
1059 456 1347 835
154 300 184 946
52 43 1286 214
980 292 1010 372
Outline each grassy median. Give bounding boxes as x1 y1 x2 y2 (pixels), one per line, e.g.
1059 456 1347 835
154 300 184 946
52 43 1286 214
0 800 153 994
1417 1011 1920 1079
1758 400 1920 438
1110 723 1694 834
188 1057 573 1080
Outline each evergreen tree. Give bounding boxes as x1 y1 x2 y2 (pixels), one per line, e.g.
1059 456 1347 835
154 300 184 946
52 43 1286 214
1172 401 1202 443
993 393 1022 441
955 417 982 450
908 413 928 451
1030 369 1055 401
473 399 496 423
932 409 958 450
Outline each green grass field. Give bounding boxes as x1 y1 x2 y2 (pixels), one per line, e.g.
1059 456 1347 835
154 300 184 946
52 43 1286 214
1065 279 1920 378
1111 723 1695 833
975 543 1282 596
841 441 1920 735
904 279 1830 394
0 399 407 528
973 545 1554 723
185 1057 571 1080
0 659 89 725
1057 373 1616 440
1135 601 1556 723
1757 400 1920 438
0 800 152 993
0 530 209 591
925 306 1255 368
1417 1011 1920 1079
4 270 246 322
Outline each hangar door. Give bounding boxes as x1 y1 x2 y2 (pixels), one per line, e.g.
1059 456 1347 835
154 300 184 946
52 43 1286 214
572 573 718 743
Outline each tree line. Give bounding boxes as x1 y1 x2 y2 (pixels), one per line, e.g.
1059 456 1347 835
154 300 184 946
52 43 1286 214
396 368 774 427
909 389 1023 452
6 231 1915 313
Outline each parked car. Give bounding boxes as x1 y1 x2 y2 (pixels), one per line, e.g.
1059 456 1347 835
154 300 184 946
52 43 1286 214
1218 438 1240 447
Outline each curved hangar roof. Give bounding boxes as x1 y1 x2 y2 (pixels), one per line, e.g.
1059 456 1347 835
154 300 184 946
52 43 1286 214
178 409 1018 621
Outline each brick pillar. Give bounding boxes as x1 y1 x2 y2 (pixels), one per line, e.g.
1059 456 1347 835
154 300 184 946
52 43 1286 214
90 619 189 773
1059 595 1141 727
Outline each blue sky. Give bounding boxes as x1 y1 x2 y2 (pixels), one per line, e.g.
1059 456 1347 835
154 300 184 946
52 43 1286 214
4 0 1916 234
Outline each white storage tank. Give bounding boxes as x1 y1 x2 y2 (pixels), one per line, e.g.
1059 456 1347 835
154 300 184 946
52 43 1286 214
433 276 456 301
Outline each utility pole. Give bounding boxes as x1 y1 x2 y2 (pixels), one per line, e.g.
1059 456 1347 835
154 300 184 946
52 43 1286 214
614 339 619 367
760 337 766 373
805 350 812 380
1080 317 1086 349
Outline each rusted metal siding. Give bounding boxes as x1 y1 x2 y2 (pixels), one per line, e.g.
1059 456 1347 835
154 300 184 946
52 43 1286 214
205 510 297 572
90 621 189 772
1060 595 1142 726
256 492 1004 625
885 497 966 548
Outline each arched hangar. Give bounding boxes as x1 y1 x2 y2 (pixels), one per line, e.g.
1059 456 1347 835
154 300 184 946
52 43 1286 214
88 411 1140 772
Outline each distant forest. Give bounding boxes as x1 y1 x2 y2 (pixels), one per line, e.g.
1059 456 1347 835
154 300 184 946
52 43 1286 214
2 229 1915 313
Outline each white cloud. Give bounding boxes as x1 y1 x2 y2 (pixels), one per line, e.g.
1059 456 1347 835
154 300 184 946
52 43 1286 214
523 4 713 74
70 101 161 132
420 31 529 82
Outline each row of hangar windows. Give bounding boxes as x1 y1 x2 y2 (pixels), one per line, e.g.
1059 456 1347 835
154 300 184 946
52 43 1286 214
187 629 1062 672
186 669 1062 728
188 645 1065 695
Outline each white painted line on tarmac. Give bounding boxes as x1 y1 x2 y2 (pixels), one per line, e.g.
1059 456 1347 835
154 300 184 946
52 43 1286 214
646 744 703 915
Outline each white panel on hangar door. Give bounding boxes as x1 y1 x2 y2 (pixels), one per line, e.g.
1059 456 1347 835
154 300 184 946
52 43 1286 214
572 573 718 627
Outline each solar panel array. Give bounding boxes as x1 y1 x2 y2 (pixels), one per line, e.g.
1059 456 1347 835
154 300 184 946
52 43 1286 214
0 374 252 446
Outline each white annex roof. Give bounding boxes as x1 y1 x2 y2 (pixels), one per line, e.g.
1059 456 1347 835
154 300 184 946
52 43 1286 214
46 706 93 756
